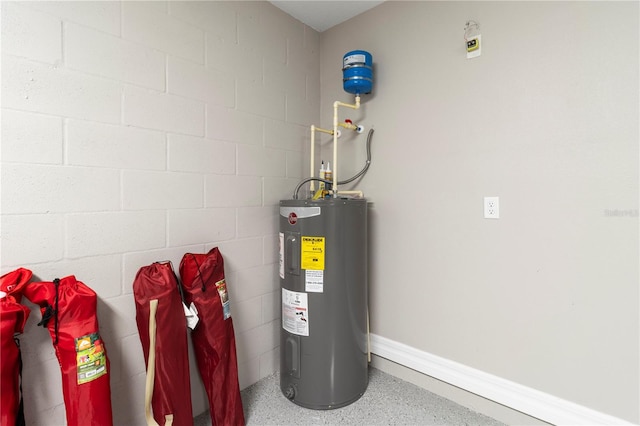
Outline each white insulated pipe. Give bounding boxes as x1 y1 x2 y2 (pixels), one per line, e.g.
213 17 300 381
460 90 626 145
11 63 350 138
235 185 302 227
309 125 334 192
308 96 361 198
332 96 360 196
310 125 315 192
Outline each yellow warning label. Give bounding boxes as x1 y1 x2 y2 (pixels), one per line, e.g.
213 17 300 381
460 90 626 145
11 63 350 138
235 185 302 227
301 236 325 270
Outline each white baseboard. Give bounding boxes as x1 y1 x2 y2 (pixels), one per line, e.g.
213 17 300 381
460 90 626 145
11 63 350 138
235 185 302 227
369 334 633 426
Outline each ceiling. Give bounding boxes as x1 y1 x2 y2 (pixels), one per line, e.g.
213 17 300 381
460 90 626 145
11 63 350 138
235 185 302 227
270 1 385 32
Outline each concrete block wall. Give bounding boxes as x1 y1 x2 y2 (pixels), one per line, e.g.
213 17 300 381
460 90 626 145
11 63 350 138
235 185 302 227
1 1 319 424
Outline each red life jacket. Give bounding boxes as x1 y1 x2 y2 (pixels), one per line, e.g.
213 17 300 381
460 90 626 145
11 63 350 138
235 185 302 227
23 276 113 426
0 268 32 426
133 262 193 426
180 248 245 426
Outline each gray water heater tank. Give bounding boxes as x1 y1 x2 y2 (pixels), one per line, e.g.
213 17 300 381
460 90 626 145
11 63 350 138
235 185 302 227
279 198 368 409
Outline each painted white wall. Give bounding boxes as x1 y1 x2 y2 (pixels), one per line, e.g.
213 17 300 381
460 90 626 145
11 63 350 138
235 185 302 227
320 1 638 423
1 1 318 424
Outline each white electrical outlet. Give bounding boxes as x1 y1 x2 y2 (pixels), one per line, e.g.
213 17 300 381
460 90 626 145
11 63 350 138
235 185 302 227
484 196 499 219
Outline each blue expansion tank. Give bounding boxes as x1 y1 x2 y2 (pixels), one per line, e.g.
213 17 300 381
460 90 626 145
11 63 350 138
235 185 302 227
342 50 373 95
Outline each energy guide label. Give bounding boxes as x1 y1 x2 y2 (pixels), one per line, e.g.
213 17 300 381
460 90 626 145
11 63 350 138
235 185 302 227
282 288 309 336
301 236 325 270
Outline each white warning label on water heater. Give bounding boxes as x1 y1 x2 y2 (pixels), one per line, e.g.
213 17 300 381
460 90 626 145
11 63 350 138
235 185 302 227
282 288 309 336
305 270 323 293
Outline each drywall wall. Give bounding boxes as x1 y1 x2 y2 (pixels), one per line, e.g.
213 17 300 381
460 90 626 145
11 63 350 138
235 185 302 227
1 1 318 424
320 1 638 423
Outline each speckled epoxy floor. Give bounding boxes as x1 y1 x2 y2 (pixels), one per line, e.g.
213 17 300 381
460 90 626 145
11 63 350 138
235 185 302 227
194 367 505 425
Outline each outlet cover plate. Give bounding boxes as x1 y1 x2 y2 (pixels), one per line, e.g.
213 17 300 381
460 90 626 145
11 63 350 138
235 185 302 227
484 196 499 219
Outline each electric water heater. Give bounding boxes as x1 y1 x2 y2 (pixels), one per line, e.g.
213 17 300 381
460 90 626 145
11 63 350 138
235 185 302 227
279 198 368 409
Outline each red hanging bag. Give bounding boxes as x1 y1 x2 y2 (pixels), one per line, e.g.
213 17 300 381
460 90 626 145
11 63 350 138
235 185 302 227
179 248 245 426
0 268 32 426
133 262 193 426
23 275 113 426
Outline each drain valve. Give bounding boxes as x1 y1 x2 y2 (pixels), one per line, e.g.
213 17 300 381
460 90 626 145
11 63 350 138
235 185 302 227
284 385 296 400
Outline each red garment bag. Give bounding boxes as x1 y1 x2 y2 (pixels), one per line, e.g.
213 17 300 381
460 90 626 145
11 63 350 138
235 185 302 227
23 276 113 426
133 262 193 426
180 248 245 426
0 268 32 426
